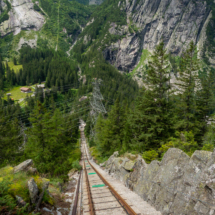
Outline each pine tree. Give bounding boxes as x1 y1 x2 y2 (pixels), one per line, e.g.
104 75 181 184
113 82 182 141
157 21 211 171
175 41 200 133
129 41 173 152
25 103 71 174
95 98 126 156
195 67 215 141
13 57 17 65
0 109 23 165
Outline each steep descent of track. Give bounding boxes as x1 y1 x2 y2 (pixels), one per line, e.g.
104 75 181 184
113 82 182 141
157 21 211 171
80 130 142 215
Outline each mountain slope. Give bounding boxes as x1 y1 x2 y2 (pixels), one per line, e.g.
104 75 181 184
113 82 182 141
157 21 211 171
0 0 44 36
75 0 215 74
0 0 96 58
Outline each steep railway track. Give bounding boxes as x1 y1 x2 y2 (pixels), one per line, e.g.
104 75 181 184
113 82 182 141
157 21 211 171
80 130 140 215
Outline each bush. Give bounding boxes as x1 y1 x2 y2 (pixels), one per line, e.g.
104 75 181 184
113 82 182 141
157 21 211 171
142 150 158 164
159 131 199 157
0 180 16 210
0 180 29 214
0 13 9 24
202 143 214 152
72 160 82 170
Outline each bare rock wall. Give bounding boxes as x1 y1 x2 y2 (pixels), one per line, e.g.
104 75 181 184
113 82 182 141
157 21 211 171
104 148 215 215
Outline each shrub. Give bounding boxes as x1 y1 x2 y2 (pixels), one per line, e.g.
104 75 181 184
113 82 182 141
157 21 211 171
0 180 16 210
142 150 158 164
72 160 82 170
159 131 199 157
202 143 214 152
0 180 29 214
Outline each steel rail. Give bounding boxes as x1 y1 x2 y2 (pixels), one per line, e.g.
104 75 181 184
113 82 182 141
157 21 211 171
72 170 82 215
83 158 95 215
81 134 137 215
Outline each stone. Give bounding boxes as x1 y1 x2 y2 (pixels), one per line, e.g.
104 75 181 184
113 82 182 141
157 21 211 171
16 195 26 207
104 148 215 215
105 151 119 167
14 159 33 173
28 178 39 204
79 96 88 102
27 167 37 175
41 178 49 189
123 160 135 171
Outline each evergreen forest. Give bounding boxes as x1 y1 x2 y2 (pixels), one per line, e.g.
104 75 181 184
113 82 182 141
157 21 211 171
90 42 215 163
2 0 215 212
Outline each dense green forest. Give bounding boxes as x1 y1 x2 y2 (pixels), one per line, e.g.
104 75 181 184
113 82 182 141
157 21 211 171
90 42 215 163
0 42 139 170
2 0 215 211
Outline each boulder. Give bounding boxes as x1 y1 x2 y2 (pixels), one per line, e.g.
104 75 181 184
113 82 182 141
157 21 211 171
27 167 37 175
16 195 26 207
14 159 33 173
42 178 50 189
105 151 119 167
68 169 75 178
28 178 39 204
123 160 135 171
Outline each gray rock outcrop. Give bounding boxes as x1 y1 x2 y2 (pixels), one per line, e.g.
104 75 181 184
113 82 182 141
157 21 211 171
103 0 211 72
104 148 215 215
13 159 33 173
27 167 37 175
0 0 45 37
28 178 39 204
16 195 26 207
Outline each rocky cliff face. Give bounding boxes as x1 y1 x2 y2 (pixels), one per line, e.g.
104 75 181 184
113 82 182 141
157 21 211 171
103 0 211 72
103 148 215 215
0 0 44 37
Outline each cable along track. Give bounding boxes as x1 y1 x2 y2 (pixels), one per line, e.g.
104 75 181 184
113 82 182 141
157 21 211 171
81 131 139 215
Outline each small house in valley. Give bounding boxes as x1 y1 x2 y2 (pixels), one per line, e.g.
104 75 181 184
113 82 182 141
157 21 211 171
20 87 31 93
36 84 45 89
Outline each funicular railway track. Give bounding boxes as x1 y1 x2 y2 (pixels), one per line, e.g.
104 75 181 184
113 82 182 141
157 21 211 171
80 130 139 215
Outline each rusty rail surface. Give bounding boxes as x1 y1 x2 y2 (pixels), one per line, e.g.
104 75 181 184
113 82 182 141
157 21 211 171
84 160 95 215
82 139 137 215
72 170 82 215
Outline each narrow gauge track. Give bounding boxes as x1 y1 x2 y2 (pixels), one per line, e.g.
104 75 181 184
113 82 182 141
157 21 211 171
80 130 139 215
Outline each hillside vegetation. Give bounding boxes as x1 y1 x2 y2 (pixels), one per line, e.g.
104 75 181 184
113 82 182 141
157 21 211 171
90 42 215 163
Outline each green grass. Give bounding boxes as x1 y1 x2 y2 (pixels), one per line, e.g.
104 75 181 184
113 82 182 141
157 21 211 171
130 49 150 76
4 86 35 102
3 61 23 73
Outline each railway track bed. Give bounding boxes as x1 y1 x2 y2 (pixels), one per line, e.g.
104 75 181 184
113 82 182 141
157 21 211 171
72 127 161 215
83 161 130 215
80 130 141 215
